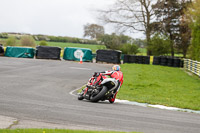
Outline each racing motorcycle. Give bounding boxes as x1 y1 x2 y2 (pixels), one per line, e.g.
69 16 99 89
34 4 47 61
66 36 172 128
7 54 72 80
78 72 119 103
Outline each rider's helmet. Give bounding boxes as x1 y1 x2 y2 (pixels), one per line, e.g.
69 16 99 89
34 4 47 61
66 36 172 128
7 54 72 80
112 65 120 71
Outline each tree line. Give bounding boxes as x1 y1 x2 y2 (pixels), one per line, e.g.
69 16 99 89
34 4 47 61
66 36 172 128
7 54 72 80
0 33 99 45
85 0 200 61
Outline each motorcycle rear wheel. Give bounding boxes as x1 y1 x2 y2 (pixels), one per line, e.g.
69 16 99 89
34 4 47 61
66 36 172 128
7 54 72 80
90 86 108 102
109 99 115 103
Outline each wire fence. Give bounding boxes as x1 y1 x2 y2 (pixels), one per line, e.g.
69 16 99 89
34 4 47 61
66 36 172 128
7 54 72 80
184 59 200 77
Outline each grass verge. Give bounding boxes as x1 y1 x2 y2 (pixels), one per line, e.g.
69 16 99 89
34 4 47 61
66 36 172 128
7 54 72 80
0 129 139 133
119 64 200 110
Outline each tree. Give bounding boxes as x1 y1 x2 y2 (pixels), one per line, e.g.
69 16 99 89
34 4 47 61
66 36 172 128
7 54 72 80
132 38 147 48
153 0 192 57
99 33 131 50
83 24 105 39
186 0 200 61
153 0 181 57
99 0 155 55
120 43 139 54
6 36 16 46
174 0 192 58
176 13 191 58
148 33 171 56
20 36 36 47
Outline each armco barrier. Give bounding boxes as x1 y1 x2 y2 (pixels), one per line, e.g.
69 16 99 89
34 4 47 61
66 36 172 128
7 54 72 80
184 59 200 77
5 46 35 58
36 46 61 60
123 55 150 64
96 50 121 64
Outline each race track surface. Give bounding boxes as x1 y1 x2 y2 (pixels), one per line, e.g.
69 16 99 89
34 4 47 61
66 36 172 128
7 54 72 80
0 57 200 133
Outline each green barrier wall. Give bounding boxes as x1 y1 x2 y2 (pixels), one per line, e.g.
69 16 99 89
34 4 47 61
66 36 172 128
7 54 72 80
5 46 35 58
63 47 92 62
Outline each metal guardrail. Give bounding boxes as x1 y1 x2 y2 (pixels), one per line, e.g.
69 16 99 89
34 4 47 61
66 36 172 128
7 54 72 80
184 59 200 77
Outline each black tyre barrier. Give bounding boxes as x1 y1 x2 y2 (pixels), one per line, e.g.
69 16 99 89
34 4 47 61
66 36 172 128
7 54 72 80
36 46 61 60
153 56 183 68
160 56 168 66
144 56 150 64
180 60 184 68
173 58 181 67
123 55 150 64
153 56 161 65
129 55 138 63
96 50 121 64
167 57 174 67
0 44 4 56
123 55 130 63
137 56 143 64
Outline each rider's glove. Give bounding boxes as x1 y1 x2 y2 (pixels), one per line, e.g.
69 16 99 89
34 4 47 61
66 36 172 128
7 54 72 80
93 72 97 77
93 72 99 77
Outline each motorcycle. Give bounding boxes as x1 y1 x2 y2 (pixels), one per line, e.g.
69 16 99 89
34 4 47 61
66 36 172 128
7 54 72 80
78 72 119 103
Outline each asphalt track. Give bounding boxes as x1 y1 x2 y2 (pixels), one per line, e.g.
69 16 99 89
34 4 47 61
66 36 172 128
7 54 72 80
0 57 200 133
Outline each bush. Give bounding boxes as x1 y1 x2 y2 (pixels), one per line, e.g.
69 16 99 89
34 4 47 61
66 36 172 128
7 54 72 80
39 40 48 46
148 33 171 56
120 43 139 55
6 36 17 46
0 33 8 38
20 36 36 47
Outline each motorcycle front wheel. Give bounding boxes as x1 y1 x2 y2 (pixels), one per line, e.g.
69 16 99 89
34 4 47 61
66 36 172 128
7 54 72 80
78 90 85 100
90 86 108 102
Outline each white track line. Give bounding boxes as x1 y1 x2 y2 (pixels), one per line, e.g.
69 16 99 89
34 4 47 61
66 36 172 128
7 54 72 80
69 87 200 114
69 67 92 71
69 86 83 96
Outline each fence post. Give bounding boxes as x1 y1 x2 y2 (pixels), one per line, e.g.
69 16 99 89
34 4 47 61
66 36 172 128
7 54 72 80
198 62 200 77
184 59 188 69
194 61 197 74
188 59 191 71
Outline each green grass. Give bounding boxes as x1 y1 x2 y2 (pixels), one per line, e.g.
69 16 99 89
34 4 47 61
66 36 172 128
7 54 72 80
119 64 200 110
0 129 139 133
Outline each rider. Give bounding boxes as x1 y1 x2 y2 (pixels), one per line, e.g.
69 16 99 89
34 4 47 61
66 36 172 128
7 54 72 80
95 65 123 103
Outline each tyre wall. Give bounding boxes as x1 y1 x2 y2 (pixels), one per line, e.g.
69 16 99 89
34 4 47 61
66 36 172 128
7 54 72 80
123 55 150 64
153 56 183 68
0 45 4 56
36 46 61 60
96 50 121 64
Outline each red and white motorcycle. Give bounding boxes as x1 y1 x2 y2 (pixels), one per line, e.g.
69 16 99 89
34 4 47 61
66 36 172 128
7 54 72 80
78 72 120 103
